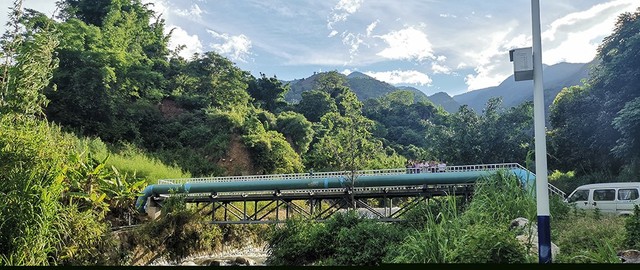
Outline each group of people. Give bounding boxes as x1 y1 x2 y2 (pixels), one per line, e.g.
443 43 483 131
405 160 447 174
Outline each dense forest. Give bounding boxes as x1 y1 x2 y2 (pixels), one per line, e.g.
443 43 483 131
1 0 640 265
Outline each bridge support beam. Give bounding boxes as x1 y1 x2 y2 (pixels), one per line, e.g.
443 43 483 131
145 197 162 220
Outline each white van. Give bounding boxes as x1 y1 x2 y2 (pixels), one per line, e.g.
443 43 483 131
565 182 640 216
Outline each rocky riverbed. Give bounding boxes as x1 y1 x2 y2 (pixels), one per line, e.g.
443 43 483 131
148 244 269 266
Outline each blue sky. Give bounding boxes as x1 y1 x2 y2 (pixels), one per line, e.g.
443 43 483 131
2 0 638 96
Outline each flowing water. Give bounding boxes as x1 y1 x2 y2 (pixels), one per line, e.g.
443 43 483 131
148 244 269 266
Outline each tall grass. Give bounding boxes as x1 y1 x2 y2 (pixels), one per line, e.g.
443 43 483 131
0 114 192 265
0 115 70 265
81 138 190 183
387 170 534 263
386 196 462 263
553 212 626 263
462 170 536 225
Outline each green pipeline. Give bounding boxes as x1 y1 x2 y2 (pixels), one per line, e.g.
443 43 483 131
136 168 535 213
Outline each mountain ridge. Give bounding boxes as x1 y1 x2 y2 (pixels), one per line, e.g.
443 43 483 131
284 72 461 113
284 61 591 115
453 61 592 113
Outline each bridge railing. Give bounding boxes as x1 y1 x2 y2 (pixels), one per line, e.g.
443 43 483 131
156 162 566 198
159 163 518 184
158 163 520 185
158 170 356 185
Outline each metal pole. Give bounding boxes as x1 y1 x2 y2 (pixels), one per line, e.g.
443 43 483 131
531 0 552 263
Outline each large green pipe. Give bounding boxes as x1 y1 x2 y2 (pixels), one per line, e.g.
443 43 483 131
136 169 533 213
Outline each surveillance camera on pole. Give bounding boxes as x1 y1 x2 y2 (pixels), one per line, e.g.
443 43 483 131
509 0 552 263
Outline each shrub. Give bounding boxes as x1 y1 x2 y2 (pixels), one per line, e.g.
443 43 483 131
267 211 404 266
55 205 122 265
550 194 572 222
385 197 462 264
99 142 190 182
462 170 536 226
265 219 326 266
554 214 625 263
548 170 576 194
451 224 527 263
243 130 304 174
133 195 222 262
400 196 465 231
624 205 640 249
333 222 403 266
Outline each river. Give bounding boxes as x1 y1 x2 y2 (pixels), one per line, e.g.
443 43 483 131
148 244 269 266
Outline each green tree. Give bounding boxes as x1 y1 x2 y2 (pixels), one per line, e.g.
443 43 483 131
295 90 337 122
247 73 289 113
314 70 347 94
304 87 405 171
548 85 602 172
437 105 482 164
1 3 58 116
549 8 640 174
478 98 533 164
243 128 304 174
362 90 446 159
46 0 168 141
275 111 314 154
612 97 640 160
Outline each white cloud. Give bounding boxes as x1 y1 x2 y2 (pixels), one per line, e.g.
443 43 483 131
142 0 169 19
544 30 601 64
439 13 457 18
461 26 518 90
458 1 637 91
341 69 353 75
167 25 203 59
285 53 348 66
341 32 365 61
431 63 451 74
327 0 364 30
335 0 362 13
465 66 511 91
207 30 253 62
375 26 434 61
364 70 433 86
366 20 379 36
328 30 339 37
175 4 204 18
541 0 637 64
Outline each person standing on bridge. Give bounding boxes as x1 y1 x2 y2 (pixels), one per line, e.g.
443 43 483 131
438 161 447 173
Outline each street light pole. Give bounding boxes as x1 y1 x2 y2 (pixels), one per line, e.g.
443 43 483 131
531 0 552 263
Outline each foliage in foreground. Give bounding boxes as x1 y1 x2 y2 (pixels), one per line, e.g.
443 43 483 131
267 171 535 265
266 211 404 266
387 171 533 264
552 210 626 263
131 195 222 262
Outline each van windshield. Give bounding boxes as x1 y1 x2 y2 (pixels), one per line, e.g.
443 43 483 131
567 189 589 203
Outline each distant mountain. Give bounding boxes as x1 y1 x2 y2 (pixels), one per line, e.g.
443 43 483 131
284 72 325 103
427 92 461 113
285 72 459 113
453 61 592 113
346 71 404 101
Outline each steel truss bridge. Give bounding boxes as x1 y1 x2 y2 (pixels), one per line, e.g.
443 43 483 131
136 163 565 224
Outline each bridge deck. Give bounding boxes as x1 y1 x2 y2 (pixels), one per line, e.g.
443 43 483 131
139 163 565 224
